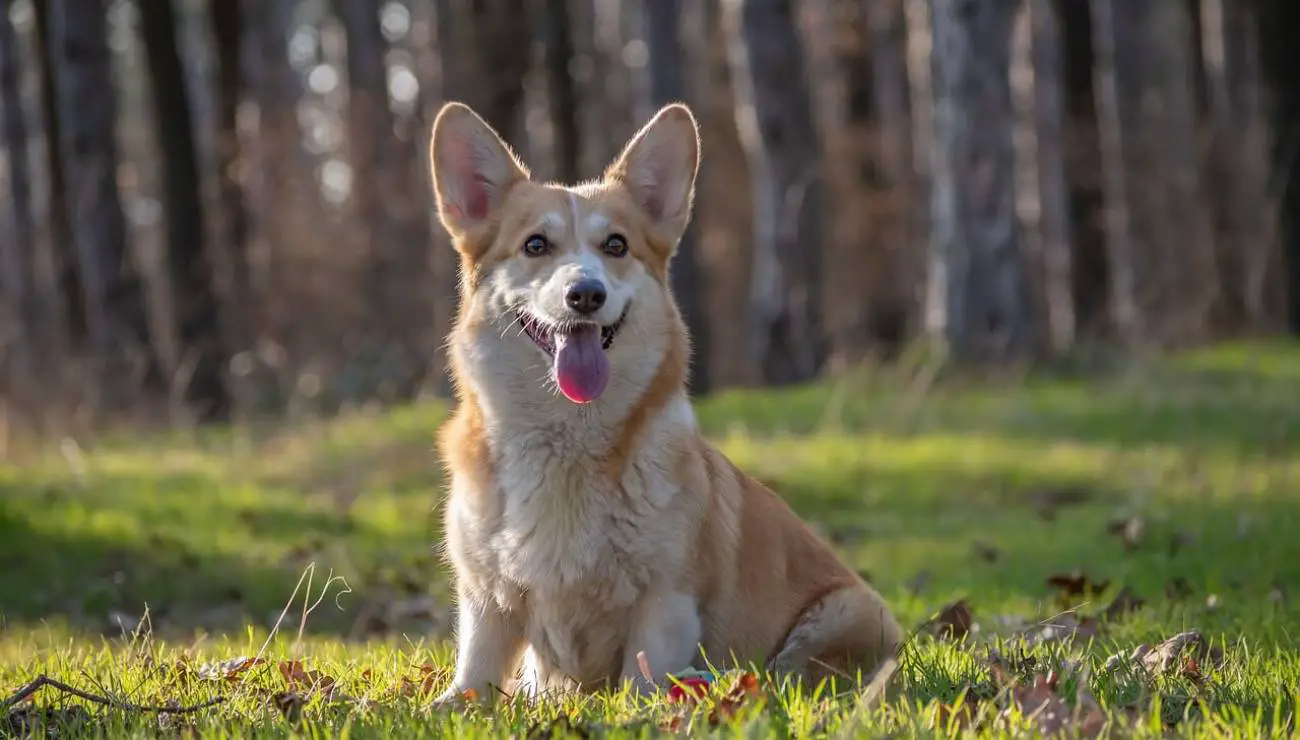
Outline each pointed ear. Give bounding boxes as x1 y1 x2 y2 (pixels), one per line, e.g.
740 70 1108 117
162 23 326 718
429 102 529 237
605 103 701 241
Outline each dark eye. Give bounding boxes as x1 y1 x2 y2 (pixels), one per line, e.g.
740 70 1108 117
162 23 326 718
522 234 550 257
602 234 629 258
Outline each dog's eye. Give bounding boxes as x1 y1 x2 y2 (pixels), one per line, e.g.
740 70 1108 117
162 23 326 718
522 234 551 257
602 234 629 258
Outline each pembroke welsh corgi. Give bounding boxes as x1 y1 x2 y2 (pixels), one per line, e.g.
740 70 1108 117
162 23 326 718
428 101 901 702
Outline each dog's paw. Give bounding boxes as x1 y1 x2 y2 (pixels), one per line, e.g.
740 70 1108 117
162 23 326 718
430 686 483 711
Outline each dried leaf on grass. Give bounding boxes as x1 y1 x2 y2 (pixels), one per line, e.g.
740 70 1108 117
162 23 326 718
1019 613 1099 647
1107 515 1147 551
1046 571 1110 601
923 599 975 641
278 660 337 700
196 656 265 682
1002 673 1107 738
1138 630 1224 678
1102 586 1146 621
658 672 763 732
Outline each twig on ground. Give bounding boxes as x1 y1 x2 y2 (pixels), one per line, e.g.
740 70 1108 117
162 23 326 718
2 675 224 714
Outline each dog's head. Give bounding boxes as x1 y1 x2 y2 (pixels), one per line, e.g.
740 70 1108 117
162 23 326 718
429 102 699 407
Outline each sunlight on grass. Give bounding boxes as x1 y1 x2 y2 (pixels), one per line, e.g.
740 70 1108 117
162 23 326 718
1 342 1298 737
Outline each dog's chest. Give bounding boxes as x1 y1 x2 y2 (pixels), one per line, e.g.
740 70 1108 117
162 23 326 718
484 439 678 606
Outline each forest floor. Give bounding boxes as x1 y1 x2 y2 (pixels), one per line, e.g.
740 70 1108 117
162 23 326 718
1 341 1298 738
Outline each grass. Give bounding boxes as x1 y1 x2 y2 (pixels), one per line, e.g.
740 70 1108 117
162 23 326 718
1 340 1299 737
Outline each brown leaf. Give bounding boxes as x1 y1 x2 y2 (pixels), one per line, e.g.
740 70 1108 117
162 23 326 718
1102 586 1146 621
278 660 337 700
271 691 305 724
196 656 265 681
706 672 763 725
1004 673 1105 738
1106 515 1146 552
1045 571 1110 607
1139 630 1223 678
1164 577 1193 601
924 600 974 641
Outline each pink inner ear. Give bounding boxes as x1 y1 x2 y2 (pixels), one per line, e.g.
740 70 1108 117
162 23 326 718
445 137 493 222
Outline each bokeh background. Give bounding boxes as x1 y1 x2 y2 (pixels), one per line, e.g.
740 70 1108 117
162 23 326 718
2 0 1298 432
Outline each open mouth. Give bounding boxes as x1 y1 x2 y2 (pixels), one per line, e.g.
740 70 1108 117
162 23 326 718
515 306 627 357
514 306 628 404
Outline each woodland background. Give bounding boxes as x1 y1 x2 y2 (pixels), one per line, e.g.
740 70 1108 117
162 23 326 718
1 0 1298 431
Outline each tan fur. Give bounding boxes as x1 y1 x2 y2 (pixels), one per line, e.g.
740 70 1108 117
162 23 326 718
428 102 901 703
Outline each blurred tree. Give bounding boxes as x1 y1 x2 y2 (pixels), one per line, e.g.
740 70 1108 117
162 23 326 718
1200 0 1278 329
723 0 827 384
642 0 708 393
539 0 580 183
139 0 231 421
927 0 1036 361
46 0 164 406
32 0 85 345
1091 0 1216 345
1015 0 1075 354
0 0 37 371
209 0 253 352
1259 0 1300 334
334 0 434 399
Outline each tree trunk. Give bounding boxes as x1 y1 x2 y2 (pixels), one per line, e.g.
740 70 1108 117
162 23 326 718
32 0 85 345
210 0 253 356
1012 0 1074 354
0 0 37 372
722 0 827 385
334 0 434 399
1090 0 1217 346
641 0 709 393
927 0 1036 361
1200 0 1279 329
46 0 163 407
1259 0 1300 333
139 0 231 422
540 0 581 183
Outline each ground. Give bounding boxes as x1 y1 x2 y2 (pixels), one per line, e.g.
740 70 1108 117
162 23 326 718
1 341 1298 738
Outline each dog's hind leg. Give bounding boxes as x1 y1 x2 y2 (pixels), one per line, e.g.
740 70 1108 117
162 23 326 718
766 584 902 690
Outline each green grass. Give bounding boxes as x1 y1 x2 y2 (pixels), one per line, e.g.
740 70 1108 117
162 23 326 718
2 340 1299 737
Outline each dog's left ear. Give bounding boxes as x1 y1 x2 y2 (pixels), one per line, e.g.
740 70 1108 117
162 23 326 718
605 103 701 243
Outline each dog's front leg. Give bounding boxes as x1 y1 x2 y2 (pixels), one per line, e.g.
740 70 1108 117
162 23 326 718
435 593 526 706
619 589 702 695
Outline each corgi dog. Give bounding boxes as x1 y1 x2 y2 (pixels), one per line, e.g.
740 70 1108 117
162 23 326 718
428 101 901 702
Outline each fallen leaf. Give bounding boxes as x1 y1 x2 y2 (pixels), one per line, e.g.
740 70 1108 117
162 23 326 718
196 656 264 681
1102 586 1145 621
278 660 337 700
1003 673 1105 738
271 691 305 724
1164 577 1193 601
1046 571 1110 599
710 671 762 724
1139 630 1223 678
923 600 974 641
1106 515 1146 552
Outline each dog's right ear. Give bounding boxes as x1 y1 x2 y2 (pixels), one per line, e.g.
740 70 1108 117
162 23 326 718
429 102 529 237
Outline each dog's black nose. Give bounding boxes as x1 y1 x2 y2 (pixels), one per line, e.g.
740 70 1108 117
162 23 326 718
565 278 607 315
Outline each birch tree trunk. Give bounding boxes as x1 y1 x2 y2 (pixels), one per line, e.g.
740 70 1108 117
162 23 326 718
140 0 231 421
1200 0 1278 329
723 0 827 384
47 0 164 407
928 0 1036 361
1090 0 1217 346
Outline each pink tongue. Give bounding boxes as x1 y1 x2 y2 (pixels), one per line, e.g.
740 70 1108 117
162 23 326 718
553 325 610 403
